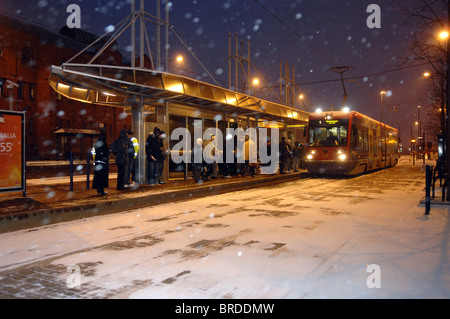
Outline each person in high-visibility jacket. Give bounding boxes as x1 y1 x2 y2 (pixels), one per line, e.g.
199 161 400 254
127 130 139 184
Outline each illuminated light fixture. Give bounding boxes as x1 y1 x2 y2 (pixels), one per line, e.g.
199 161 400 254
439 30 449 40
103 92 116 97
423 72 431 78
252 78 260 86
315 108 323 113
342 106 350 112
167 84 184 93
73 87 88 92
57 83 70 89
307 154 314 160
299 94 304 99
338 154 347 160
176 55 184 63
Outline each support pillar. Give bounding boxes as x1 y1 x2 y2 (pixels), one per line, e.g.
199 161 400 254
132 97 145 185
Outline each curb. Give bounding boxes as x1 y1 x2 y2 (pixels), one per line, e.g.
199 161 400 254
0 172 308 233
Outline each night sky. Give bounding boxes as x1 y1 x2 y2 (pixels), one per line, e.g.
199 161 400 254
0 0 436 147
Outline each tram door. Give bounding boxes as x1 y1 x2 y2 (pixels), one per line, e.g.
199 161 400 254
381 131 387 167
368 129 374 168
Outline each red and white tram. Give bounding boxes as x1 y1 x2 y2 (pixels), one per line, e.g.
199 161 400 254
305 110 399 175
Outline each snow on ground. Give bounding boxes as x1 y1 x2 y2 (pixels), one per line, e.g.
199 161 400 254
0 157 449 299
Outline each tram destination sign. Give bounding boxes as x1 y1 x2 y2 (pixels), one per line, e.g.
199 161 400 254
0 110 26 195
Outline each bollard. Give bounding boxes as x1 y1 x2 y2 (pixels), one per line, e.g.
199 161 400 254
69 152 74 192
425 165 431 215
86 151 90 190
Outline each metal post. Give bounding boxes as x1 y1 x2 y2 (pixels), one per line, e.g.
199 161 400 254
185 116 188 180
132 97 145 185
425 165 431 215
70 152 74 192
228 33 232 90
86 151 90 190
446 1 450 201
131 0 135 68
235 33 239 92
140 0 145 68
165 0 169 72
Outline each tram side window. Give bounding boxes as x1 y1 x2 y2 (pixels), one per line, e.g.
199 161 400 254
351 125 358 149
357 130 369 151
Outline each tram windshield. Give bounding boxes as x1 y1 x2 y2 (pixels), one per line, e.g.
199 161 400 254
308 119 349 147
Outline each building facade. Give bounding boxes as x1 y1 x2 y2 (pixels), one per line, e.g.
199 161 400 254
0 14 131 161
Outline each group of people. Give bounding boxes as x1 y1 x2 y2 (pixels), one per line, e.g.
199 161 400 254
92 129 139 195
279 137 305 174
192 134 266 184
92 128 305 194
92 127 167 195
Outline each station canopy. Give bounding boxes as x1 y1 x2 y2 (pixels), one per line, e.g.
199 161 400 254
49 63 309 126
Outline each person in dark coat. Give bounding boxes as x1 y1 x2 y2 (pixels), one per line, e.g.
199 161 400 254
279 136 289 174
110 129 131 190
92 133 109 195
145 127 161 186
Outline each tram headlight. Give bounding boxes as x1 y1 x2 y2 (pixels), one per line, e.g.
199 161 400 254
307 154 314 160
336 149 347 160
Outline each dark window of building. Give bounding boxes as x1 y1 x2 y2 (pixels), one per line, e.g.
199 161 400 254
18 82 24 100
0 41 4 58
29 118 33 134
21 47 33 65
29 83 35 101
0 78 4 97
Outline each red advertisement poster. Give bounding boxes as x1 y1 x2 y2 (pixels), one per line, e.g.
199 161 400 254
0 111 25 193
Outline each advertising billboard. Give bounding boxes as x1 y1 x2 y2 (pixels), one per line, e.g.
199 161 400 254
0 110 25 195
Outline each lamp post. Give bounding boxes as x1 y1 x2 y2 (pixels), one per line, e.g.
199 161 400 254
417 105 421 160
439 28 450 200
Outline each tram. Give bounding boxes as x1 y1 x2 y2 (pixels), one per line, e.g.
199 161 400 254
304 110 399 175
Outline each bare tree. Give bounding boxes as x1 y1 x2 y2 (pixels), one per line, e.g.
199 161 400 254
399 0 449 138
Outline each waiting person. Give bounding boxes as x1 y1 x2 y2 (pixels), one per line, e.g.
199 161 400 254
192 138 204 184
157 131 167 184
292 141 302 172
92 132 109 196
286 139 293 173
241 135 257 177
203 134 218 180
279 137 289 174
110 129 131 190
145 127 161 186
126 130 139 185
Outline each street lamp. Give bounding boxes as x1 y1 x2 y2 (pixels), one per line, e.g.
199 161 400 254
175 55 184 63
438 29 450 200
439 30 449 40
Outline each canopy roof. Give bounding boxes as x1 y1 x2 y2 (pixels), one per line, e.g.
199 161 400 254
50 63 309 126
53 128 101 136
